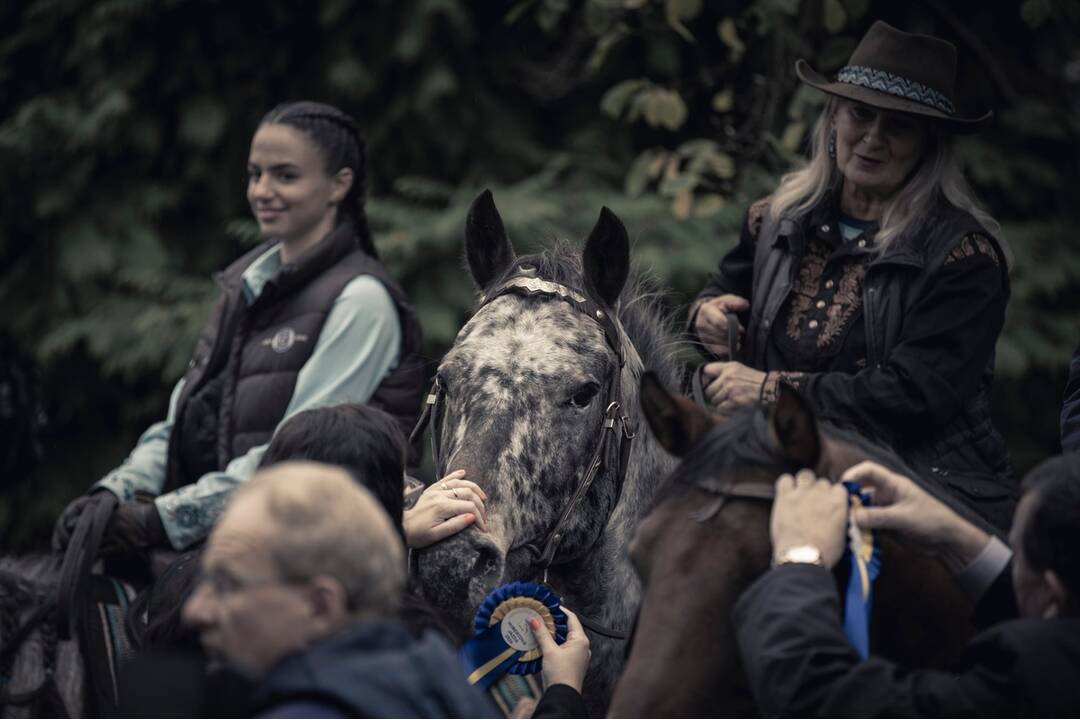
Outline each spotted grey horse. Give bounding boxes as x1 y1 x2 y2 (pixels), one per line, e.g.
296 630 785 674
412 190 682 712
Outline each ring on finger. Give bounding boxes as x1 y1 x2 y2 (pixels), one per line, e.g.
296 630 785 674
452 488 460 499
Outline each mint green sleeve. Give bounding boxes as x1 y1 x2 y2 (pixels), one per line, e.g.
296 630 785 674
95 377 186 501
154 275 402 549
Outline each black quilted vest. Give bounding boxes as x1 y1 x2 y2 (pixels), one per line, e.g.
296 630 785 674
164 223 424 492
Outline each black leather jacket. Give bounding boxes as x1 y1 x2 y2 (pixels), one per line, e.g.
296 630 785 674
695 192 1015 531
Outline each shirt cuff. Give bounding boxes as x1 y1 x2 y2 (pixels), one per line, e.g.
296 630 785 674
954 535 1013 601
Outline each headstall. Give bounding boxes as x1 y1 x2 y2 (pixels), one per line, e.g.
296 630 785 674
409 268 636 580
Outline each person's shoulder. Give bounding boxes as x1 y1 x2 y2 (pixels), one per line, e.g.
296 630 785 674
745 196 773 239
943 232 1005 269
256 697 349 718
333 275 397 317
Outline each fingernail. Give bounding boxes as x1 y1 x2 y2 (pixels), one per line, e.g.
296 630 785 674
528 618 540 631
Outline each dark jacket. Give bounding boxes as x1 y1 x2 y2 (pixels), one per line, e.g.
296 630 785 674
165 223 424 491
733 563 1080 717
1062 340 1080 454
533 684 589 718
695 193 1015 531
249 620 499 719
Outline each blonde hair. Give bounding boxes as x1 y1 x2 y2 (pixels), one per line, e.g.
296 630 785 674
231 461 405 618
769 97 1002 256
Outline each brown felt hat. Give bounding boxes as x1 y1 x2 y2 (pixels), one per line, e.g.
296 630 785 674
796 20 991 131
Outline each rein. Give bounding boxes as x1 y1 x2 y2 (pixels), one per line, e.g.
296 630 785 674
687 480 776 524
409 272 636 639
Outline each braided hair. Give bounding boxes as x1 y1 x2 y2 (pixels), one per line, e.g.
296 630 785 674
260 101 378 258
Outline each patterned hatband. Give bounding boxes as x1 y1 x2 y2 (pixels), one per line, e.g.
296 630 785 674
836 65 956 116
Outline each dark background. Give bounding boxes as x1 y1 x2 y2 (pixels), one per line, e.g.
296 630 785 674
2 0 1077 551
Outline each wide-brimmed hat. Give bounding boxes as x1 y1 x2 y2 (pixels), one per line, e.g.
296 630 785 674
795 20 991 131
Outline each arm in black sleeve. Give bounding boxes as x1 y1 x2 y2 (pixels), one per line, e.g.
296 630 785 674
734 564 1016 717
971 563 1019 629
688 203 760 341
532 684 588 718
1062 340 1080 453
793 249 1006 440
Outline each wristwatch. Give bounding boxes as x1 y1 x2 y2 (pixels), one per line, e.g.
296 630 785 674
773 544 824 568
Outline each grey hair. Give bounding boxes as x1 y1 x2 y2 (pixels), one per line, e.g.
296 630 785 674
233 461 405 618
769 97 1004 260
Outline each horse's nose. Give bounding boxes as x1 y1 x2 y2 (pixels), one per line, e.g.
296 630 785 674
471 537 503 587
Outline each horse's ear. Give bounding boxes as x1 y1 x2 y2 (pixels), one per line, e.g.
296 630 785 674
582 207 629 308
640 371 717 457
465 189 516 291
768 384 822 469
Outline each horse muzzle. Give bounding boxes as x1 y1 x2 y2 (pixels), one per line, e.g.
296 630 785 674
413 529 507 639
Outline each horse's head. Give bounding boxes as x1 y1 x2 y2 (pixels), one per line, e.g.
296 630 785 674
610 375 972 716
414 191 642 637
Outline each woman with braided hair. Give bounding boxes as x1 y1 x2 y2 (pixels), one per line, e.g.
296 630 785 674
54 100 426 556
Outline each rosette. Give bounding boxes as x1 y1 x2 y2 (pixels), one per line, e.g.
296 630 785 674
457 581 568 688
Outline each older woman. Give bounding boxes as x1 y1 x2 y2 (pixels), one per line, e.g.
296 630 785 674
691 22 1015 531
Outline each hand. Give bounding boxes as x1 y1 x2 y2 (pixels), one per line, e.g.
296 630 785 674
694 294 749 357
771 469 849 568
529 607 591 693
403 470 488 549
842 461 989 571
703 361 766 414
52 494 95 552
101 501 167 555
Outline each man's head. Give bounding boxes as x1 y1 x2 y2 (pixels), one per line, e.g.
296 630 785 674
182 462 405 677
1010 455 1080 618
259 403 406 533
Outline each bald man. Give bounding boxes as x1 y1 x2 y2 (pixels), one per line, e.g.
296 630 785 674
182 462 496 718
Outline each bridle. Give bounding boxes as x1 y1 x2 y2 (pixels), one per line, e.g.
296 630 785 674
409 270 637 637
686 479 776 524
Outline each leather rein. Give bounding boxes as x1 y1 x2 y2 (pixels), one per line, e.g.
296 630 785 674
409 272 636 639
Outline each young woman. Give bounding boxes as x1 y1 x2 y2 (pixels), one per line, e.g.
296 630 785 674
54 101 425 552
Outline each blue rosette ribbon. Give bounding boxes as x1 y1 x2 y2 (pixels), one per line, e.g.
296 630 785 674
842 480 882 658
457 581 568 689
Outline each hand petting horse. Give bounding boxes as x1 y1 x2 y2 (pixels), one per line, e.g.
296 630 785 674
609 374 979 717
412 190 682 712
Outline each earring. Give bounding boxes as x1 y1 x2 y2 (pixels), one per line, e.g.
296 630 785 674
828 129 837 159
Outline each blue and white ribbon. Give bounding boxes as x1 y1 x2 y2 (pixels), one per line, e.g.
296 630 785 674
458 581 567 689
842 481 882 658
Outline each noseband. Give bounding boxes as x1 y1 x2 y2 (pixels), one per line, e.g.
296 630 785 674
409 271 636 636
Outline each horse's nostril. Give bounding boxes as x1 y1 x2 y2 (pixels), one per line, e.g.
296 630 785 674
472 543 502 582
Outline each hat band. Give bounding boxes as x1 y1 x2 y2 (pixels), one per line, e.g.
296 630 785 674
835 65 956 116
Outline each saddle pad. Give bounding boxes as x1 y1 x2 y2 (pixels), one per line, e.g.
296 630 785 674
487 671 543 717
83 574 138 711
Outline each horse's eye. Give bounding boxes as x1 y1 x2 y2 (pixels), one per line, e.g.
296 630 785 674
568 382 600 409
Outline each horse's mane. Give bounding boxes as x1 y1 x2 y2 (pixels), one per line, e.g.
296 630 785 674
488 241 683 388
0 554 60 597
666 404 916 496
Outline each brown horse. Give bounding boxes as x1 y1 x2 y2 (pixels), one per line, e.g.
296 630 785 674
608 374 979 717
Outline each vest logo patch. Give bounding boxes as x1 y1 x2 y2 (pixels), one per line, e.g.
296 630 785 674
263 327 309 354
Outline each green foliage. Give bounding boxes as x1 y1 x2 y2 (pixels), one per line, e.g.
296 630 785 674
1 0 1078 548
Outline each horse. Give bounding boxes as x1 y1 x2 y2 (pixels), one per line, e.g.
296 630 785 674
411 190 682 711
608 374 980 717
0 556 86 718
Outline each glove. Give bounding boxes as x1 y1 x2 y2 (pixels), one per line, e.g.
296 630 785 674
52 493 98 552
101 501 169 555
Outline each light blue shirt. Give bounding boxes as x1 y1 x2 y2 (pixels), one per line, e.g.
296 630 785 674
96 243 402 549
